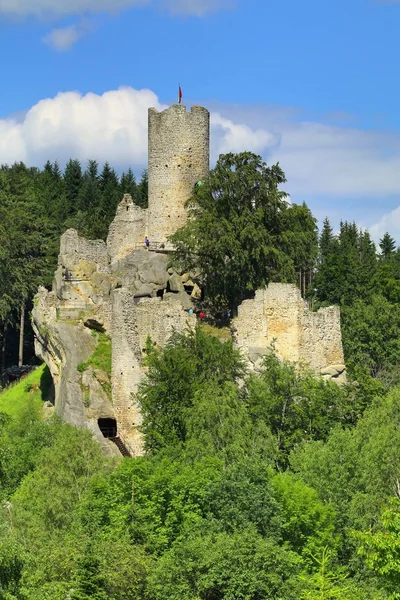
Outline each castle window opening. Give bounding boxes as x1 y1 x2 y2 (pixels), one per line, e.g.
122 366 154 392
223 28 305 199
98 418 117 438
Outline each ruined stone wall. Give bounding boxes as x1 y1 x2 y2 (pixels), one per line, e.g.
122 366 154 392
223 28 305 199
59 229 109 273
233 283 345 379
111 288 145 456
299 306 344 372
107 194 148 265
136 296 196 351
148 104 210 244
111 291 196 455
54 229 115 328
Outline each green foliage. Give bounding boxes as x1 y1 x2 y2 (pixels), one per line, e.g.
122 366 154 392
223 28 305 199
300 547 365 599
77 333 111 377
0 365 46 417
291 385 400 562
272 473 337 563
138 325 245 451
0 535 24 599
356 499 400 599
170 152 317 309
314 220 376 307
147 527 304 600
69 547 110 600
247 352 348 465
184 381 254 464
342 295 400 382
0 324 397 598
380 233 396 260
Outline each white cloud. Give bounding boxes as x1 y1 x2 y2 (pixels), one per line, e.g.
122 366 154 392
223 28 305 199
266 121 400 198
2 84 400 224
1 0 235 49
42 22 88 51
0 87 278 170
159 0 235 17
0 0 143 18
0 0 232 18
0 87 165 168
211 113 276 159
370 206 400 244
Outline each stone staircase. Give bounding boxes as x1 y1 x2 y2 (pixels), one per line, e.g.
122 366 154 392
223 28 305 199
110 436 131 457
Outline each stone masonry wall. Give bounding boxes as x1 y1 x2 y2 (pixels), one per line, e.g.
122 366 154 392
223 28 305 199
111 288 144 456
107 194 148 265
111 290 196 455
233 283 345 379
300 306 344 373
59 229 110 272
136 296 196 351
147 104 210 244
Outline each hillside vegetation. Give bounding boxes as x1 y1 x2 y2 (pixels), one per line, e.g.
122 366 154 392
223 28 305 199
0 365 48 417
1 152 400 598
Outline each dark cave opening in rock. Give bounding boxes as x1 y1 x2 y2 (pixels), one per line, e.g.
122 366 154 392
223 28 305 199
184 285 194 296
98 418 117 438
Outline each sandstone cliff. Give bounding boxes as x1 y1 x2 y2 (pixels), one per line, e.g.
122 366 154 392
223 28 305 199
32 197 198 457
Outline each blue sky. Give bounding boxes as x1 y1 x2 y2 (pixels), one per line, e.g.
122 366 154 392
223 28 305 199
1 0 400 240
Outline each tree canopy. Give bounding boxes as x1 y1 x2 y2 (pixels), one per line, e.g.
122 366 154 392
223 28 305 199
170 152 317 310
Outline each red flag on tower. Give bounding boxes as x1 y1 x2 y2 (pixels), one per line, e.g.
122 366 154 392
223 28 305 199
178 85 182 104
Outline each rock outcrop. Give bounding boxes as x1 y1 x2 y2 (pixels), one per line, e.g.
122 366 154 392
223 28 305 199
32 209 198 457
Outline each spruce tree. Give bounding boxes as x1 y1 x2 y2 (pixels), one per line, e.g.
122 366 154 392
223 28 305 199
136 169 148 208
77 161 101 215
379 232 396 259
64 159 83 216
99 162 120 219
70 550 110 600
120 168 138 203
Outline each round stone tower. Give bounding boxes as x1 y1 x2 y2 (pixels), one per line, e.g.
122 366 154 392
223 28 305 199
147 104 210 244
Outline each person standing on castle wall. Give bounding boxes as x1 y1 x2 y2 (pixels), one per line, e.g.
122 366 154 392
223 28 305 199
145 236 149 249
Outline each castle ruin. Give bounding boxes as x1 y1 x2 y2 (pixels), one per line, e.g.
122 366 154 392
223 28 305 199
107 104 210 264
32 102 345 458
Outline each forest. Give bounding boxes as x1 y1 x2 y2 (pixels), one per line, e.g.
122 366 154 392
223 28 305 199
0 159 147 374
1 153 400 598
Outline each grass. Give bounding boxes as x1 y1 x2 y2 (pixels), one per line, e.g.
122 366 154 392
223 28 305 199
77 332 112 377
0 364 48 418
77 333 112 400
200 323 232 341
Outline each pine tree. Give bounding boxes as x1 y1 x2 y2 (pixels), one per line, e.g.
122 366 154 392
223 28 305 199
120 168 138 203
314 218 341 305
99 162 120 219
319 218 335 261
77 160 101 213
64 159 83 216
36 160 67 224
136 169 148 208
70 549 110 600
379 232 396 260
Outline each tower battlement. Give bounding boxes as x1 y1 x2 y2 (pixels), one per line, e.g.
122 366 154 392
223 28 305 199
147 103 210 243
